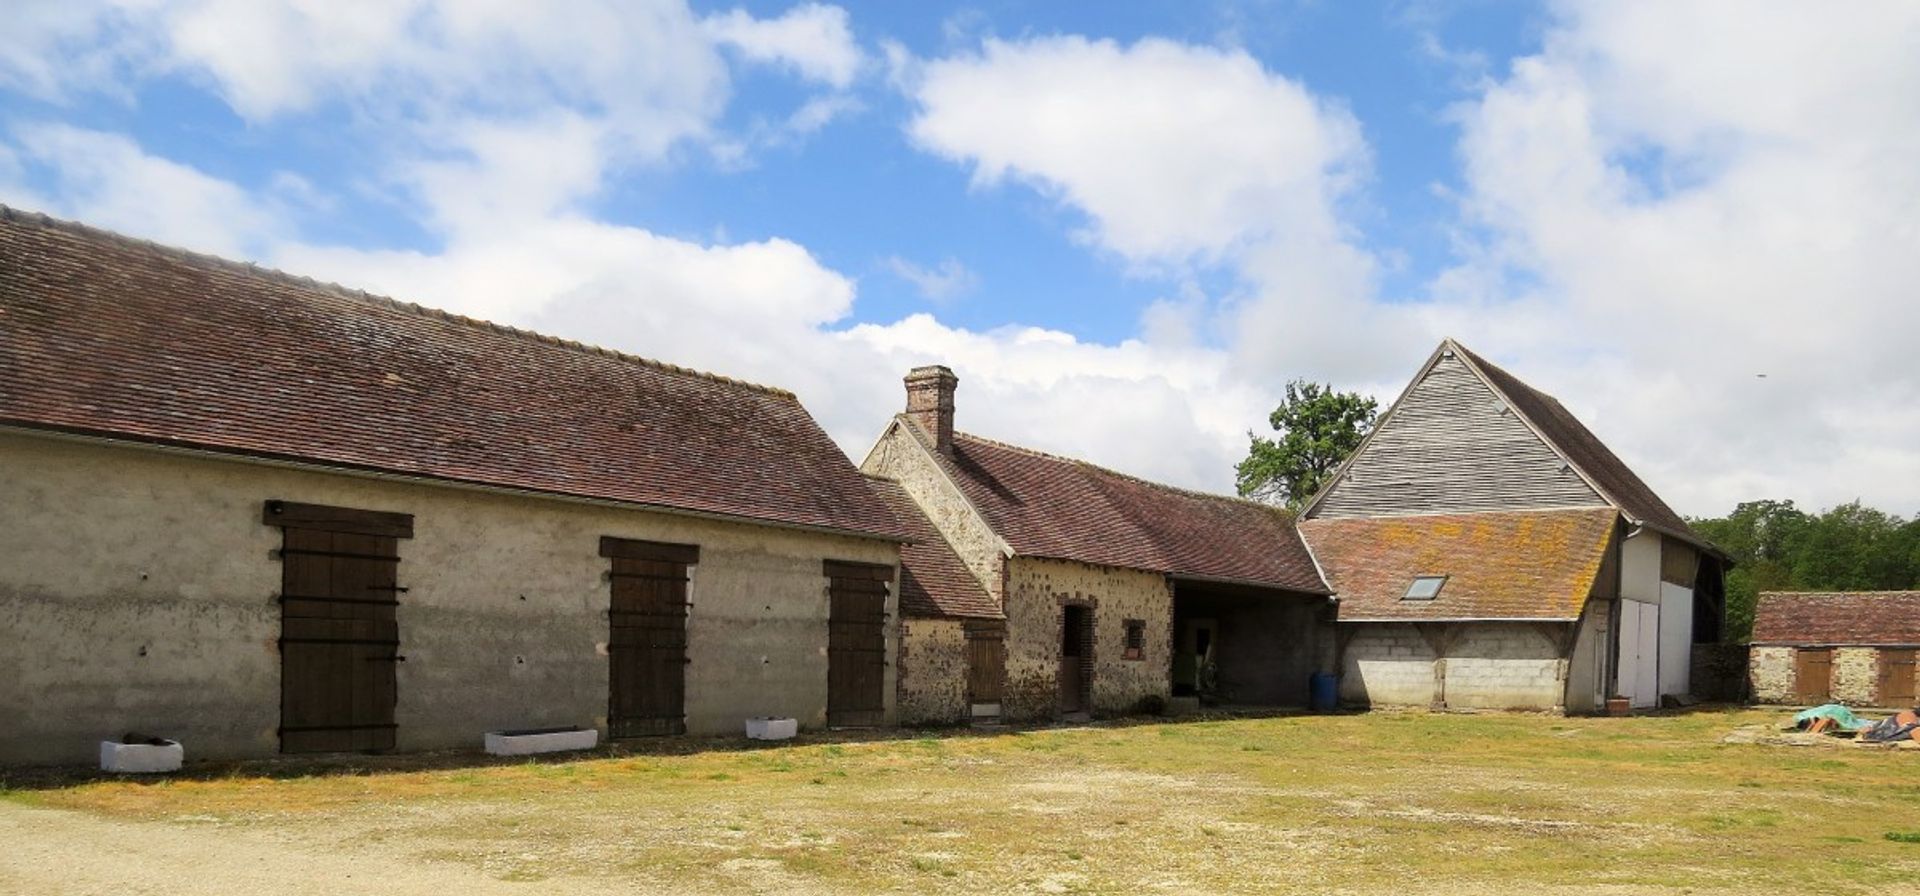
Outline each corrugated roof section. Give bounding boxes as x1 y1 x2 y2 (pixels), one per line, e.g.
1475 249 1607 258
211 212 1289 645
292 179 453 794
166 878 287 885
1299 508 1619 620
922 427 1329 594
1751 591 1920 646
0 206 907 542
865 476 1002 619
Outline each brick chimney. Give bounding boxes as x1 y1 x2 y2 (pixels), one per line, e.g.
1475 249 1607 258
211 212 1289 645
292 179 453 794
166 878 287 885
903 365 958 453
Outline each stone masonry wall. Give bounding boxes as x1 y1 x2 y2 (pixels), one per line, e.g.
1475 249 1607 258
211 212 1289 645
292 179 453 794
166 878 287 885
1831 647 1878 705
1002 557 1172 721
1748 646 1796 703
897 618 967 726
860 425 1006 605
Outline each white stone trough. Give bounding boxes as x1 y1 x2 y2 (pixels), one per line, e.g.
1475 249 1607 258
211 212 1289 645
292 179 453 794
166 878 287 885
745 717 798 741
99 735 183 774
484 726 599 757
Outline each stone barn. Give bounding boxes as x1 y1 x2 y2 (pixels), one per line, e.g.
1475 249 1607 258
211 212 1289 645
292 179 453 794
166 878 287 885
861 367 1333 725
1748 591 1920 707
1297 340 1728 713
0 207 907 766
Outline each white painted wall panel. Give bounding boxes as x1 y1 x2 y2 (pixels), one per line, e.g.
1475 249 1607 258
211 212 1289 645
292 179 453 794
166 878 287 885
1659 582 1693 697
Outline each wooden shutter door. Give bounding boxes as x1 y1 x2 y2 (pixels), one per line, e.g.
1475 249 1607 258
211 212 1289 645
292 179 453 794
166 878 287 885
965 621 1007 706
267 501 413 754
1795 648 1832 705
1878 649 1916 707
601 538 698 738
825 561 891 728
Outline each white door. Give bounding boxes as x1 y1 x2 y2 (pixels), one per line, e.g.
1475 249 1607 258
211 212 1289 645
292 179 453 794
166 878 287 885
1658 583 1693 698
1635 604 1660 708
1616 601 1661 709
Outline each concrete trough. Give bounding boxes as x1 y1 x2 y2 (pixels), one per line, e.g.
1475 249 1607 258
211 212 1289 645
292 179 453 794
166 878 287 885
745 717 798 740
483 727 599 757
99 737 183 774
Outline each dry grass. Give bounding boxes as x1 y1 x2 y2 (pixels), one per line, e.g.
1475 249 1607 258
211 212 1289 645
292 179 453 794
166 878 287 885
7 708 1920 894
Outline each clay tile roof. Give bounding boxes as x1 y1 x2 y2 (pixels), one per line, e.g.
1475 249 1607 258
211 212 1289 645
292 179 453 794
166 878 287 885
0 206 906 542
865 477 1002 619
1298 508 1619 621
1751 592 1920 646
1451 342 1716 556
921 427 1329 594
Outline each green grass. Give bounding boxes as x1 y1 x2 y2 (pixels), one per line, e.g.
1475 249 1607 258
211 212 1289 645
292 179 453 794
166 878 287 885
8 709 1917 893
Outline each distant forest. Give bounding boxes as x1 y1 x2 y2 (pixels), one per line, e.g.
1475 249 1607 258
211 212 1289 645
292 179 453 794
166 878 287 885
1691 500 1920 642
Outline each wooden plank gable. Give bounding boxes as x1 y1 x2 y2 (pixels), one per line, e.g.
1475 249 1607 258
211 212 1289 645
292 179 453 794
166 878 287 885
1310 351 1606 518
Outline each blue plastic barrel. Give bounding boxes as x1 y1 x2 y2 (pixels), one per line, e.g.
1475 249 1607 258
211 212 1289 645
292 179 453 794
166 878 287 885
1309 672 1339 712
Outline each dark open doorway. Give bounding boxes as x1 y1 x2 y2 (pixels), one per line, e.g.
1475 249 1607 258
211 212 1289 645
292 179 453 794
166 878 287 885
1059 604 1093 716
1171 579 1329 707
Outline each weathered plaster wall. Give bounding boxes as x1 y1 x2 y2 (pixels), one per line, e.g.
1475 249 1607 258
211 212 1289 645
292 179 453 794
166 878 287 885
897 618 967 725
1342 622 1568 710
1564 599 1609 713
860 424 1005 605
1001 557 1171 720
1830 647 1878 705
0 429 898 766
1748 646 1796 703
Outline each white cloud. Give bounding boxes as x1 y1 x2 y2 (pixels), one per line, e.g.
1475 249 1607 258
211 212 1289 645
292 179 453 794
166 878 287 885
909 36 1367 267
703 3 864 89
0 124 285 258
882 256 977 303
1434 0 1920 515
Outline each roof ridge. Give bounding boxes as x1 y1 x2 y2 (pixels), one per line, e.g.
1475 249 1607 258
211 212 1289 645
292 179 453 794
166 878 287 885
952 429 1291 515
0 204 796 400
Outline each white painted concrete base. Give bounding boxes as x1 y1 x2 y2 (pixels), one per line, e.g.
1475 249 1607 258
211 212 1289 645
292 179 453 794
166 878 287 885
483 728 598 756
99 740 182 773
745 717 798 740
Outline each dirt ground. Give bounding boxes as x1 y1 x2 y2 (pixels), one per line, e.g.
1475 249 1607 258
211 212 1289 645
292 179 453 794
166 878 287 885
4 708 1918 895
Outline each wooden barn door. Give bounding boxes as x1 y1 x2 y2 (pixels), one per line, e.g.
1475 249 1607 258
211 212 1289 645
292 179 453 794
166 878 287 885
825 561 891 728
601 537 698 738
266 500 413 754
1794 648 1833 705
1879 649 1916 707
965 620 1007 716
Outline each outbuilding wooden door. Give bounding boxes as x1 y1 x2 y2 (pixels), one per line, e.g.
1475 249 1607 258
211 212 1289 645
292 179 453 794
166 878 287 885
965 620 1007 710
267 500 413 754
825 561 891 728
601 537 698 738
1794 648 1833 705
1879 649 1916 707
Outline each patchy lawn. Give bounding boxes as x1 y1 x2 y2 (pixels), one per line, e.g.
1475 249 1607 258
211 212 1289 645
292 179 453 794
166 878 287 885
4 708 1918 894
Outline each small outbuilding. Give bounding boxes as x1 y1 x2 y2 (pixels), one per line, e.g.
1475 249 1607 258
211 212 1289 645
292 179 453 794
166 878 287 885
0 207 907 766
862 367 1333 725
1749 591 1920 707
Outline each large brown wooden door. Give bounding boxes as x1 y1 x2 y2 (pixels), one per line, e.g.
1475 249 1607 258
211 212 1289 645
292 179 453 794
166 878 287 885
601 537 697 738
267 500 413 754
965 620 1007 709
1879 649 1916 707
1059 605 1093 715
825 560 891 728
1794 648 1832 705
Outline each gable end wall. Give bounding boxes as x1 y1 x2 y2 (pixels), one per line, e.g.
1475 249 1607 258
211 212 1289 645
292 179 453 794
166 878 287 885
1314 355 1605 518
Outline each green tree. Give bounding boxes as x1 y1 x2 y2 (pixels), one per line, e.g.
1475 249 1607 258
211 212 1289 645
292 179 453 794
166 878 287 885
1235 380 1378 509
1691 498 1920 642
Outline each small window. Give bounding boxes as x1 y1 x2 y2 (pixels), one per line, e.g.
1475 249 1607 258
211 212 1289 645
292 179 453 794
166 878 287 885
1123 619 1146 660
1403 576 1447 600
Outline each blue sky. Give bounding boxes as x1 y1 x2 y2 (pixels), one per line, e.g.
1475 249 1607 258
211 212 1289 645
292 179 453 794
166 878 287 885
3 1 1918 516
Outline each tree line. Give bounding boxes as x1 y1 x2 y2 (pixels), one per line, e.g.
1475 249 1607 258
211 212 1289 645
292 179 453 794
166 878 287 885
1236 380 1920 644
1692 500 1920 641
